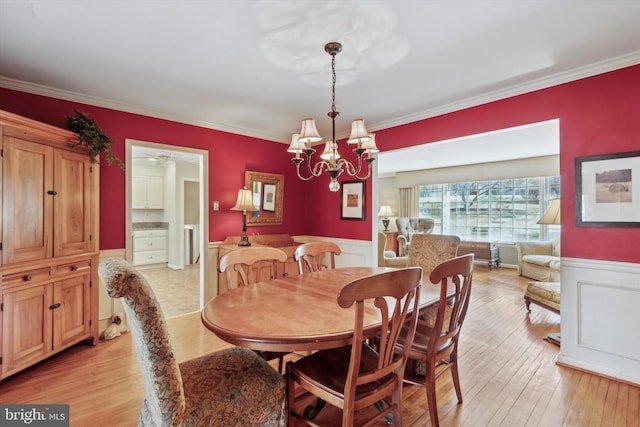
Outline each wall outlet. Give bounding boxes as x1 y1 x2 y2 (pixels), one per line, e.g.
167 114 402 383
213 201 219 211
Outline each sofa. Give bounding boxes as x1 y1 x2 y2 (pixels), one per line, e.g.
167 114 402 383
515 240 560 281
377 232 408 268
395 217 435 256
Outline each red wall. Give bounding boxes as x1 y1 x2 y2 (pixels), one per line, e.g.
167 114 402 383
0 89 310 249
2 64 639 264
362 65 640 263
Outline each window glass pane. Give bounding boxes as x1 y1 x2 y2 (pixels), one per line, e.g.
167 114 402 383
417 176 560 243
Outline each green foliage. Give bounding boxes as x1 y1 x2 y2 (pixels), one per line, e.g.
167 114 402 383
66 110 125 171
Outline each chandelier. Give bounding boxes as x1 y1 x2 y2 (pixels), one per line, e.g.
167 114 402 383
287 42 379 192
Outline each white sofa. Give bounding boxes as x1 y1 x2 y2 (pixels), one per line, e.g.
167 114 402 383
515 240 560 281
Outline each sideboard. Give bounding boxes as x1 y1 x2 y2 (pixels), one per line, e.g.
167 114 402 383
217 234 302 294
458 240 499 270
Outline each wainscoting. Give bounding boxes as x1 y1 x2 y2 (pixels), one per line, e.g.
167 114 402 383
560 257 640 385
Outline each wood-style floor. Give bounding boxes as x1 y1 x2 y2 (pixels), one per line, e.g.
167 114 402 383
1 266 638 426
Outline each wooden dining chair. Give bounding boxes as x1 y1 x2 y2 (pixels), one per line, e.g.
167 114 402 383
294 241 341 274
219 246 288 289
395 254 474 427
219 246 289 372
287 267 422 426
98 257 286 426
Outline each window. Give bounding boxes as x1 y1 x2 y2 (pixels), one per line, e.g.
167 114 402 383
418 176 559 242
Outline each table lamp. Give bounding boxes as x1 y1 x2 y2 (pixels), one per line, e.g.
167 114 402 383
378 205 393 231
231 188 258 246
537 198 560 225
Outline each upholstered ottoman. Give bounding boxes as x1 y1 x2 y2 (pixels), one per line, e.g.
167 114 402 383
524 281 560 314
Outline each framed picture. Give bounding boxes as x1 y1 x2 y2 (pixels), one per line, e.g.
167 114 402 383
575 150 640 227
262 183 276 212
341 181 365 220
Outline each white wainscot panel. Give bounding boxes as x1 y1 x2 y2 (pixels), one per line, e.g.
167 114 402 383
560 257 640 385
578 281 640 360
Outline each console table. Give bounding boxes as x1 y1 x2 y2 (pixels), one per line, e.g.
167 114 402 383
458 241 499 270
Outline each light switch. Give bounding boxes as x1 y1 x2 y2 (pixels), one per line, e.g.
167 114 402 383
213 201 219 211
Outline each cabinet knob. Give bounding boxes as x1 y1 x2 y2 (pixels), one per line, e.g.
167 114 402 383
70 265 78 271
49 303 61 310
23 274 32 281
47 190 58 195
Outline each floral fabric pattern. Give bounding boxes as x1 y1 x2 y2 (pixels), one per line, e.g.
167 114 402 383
99 257 286 427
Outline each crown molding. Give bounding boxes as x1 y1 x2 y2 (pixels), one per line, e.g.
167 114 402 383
370 51 640 132
2 51 638 143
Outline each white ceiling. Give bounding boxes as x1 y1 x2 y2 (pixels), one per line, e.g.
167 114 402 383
1 1 639 171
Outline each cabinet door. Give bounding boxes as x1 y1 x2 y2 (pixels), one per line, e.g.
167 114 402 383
131 176 147 209
52 273 91 349
146 176 164 209
2 137 54 264
53 149 94 256
1 284 53 376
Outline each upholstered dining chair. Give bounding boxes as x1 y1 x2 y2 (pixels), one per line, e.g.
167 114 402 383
294 241 342 274
287 267 422 426
219 246 289 372
405 233 462 379
219 246 288 289
98 257 286 427
395 254 474 427
406 233 461 276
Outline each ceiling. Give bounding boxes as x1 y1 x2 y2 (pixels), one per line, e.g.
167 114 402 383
1 1 639 172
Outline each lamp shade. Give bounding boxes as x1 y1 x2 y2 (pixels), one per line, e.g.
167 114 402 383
347 119 371 145
287 133 305 153
378 205 393 218
231 189 257 212
298 118 322 144
361 133 380 154
537 198 561 225
320 141 341 161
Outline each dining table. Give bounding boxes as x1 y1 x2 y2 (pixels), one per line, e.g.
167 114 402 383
201 266 448 353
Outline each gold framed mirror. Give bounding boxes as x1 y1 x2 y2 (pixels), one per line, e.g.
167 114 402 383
245 171 284 226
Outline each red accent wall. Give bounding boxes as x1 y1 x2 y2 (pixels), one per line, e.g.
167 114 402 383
361 64 640 263
0 88 310 249
2 64 638 264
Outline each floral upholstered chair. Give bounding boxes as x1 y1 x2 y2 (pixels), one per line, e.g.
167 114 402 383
396 217 435 256
98 257 286 427
405 234 461 377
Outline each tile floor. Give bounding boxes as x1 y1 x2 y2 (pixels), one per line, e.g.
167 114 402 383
138 264 201 318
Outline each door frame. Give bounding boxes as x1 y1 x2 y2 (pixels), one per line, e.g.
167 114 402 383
125 139 209 310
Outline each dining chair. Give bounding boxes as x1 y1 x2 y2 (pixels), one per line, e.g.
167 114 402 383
287 267 422 426
294 241 342 274
219 246 289 372
98 257 286 427
395 254 474 427
406 233 461 275
219 246 288 289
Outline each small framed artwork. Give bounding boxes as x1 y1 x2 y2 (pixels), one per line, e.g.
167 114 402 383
262 183 276 212
341 181 365 220
575 150 640 227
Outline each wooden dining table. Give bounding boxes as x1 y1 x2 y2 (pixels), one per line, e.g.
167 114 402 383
201 266 446 353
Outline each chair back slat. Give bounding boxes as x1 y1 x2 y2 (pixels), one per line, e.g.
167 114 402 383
337 267 422 412
219 246 287 289
294 241 341 275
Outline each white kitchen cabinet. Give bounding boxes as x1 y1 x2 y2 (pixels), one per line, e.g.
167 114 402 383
132 229 168 265
132 175 164 209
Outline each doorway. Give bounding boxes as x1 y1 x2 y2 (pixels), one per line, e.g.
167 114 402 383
125 139 209 317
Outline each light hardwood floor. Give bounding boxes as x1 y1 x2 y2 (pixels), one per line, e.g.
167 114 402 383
0 266 638 426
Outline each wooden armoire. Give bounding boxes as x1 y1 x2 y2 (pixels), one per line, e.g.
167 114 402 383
0 110 100 380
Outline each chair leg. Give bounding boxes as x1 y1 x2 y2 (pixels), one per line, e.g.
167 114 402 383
426 366 439 427
451 361 463 404
286 363 297 426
